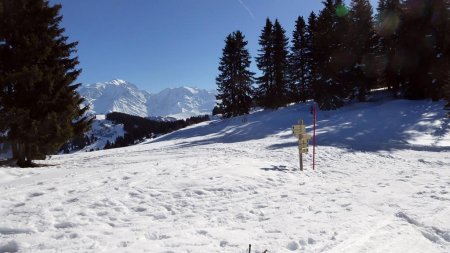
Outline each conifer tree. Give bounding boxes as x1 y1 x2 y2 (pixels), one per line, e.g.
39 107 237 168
255 18 274 108
398 0 449 100
348 0 377 101
215 31 254 118
288 16 309 103
428 0 450 102
271 19 290 108
0 0 91 167
306 12 319 101
439 3 450 115
376 0 402 96
255 18 289 109
313 0 350 110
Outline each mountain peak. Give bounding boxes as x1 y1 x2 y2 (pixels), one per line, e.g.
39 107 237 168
110 79 128 86
182 86 199 94
78 80 217 119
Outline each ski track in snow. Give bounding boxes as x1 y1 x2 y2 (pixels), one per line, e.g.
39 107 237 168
0 99 449 252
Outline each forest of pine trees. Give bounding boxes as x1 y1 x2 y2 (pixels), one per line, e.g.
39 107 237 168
216 0 450 117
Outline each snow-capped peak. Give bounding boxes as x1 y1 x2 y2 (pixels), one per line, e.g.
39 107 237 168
78 79 150 117
182 86 199 94
78 80 217 119
110 79 127 86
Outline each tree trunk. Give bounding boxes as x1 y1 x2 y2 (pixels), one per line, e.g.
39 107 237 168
16 143 26 167
11 141 18 160
15 143 33 167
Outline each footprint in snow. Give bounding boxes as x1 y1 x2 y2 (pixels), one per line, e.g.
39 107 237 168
29 192 44 198
287 241 299 251
0 240 19 253
67 198 79 203
132 207 147 212
14 203 25 208
54 221 76 229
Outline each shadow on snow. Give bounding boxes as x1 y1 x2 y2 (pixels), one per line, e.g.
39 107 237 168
151 99 449 153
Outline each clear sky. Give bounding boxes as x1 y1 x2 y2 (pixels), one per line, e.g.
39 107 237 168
49 0 378 92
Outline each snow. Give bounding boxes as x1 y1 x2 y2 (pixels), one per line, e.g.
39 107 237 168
146 86 216 119
80 119 125 152
0 99 449 252
78 80 216 119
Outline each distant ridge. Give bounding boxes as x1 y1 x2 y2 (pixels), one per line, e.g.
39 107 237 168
78 79 216 119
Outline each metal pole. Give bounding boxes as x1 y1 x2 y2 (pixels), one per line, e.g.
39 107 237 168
300 148 303 171
313 103 316 170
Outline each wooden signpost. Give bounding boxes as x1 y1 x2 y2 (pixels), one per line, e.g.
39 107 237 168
292 120 311 171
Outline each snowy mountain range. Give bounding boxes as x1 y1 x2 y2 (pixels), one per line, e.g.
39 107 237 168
78 79 216 119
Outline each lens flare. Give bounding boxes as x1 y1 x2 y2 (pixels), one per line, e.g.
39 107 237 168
377 12 400 37
336 4 349 17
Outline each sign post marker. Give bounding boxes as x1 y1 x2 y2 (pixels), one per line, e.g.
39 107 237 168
292 119 311 171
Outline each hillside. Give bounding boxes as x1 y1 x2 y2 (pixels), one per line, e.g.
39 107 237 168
0 99 449 252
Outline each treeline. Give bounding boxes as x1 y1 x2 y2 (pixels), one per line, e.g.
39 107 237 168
104 112 209 149
60 135 98 154
215 0 450 117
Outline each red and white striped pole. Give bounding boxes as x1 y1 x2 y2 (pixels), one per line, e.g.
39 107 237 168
313 102 316 171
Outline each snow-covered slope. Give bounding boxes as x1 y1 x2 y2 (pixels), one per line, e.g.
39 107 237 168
81 117 125 152
78 80 216 119
0 99 449 252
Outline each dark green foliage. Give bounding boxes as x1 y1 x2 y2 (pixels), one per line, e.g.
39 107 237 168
215 31 254 118
288 16 310 103
255 18 290 109
271 20 290 107
306 12 318 102
255 18 275 108
376 0 402 96
212 105 223 116
0 0 91 167
105 112 209 149
348 0 378 102
312 0 350 110
393 0 450 101
60 134 97 153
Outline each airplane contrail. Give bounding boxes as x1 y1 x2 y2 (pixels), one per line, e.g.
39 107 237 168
238 0 256 20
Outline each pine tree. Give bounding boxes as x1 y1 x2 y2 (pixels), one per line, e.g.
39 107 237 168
0 0 91 167
348 0 377 101
271 19 290 108
306 12 319 102
432 0 450 111
428 0 450 102
255 18 289 109
215 31 254 118
255 18 274 108
313 0 350 110
376 0 402 96
288 16 309 103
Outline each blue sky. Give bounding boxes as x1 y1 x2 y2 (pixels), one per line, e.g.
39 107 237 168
50 0 378 92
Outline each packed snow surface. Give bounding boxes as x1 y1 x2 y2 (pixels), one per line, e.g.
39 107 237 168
0 99 449 252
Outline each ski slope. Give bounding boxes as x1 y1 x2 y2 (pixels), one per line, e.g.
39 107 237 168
0 99 449 253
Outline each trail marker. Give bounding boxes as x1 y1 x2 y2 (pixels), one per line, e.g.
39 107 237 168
292 120 311 171
313 103 316 170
